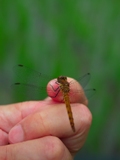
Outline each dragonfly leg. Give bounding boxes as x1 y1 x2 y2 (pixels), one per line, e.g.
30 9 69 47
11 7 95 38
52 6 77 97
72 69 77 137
49 84 60 98
50 84 60 92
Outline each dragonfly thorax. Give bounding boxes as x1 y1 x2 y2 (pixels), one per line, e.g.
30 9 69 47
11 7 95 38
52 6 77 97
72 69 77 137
57 76 70 93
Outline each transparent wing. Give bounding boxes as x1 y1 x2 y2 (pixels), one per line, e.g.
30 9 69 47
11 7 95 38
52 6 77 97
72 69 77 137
77 73 91 89
12 64 52 100
13 64 51 87
84 88 96 99
77 73 96 98
69 73 96 98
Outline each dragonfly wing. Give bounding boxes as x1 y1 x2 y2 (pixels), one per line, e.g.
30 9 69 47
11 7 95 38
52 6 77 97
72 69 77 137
84 88 96 99
12 64 52 101
13 64 51 86
77 73 91 89
12 82 47 101
69 73 95 99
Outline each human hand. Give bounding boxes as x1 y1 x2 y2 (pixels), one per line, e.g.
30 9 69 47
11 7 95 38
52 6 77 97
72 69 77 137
0 78 92 160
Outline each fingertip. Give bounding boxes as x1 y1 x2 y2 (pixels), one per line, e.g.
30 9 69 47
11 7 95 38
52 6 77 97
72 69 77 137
47 77 88 105
47 79 62 102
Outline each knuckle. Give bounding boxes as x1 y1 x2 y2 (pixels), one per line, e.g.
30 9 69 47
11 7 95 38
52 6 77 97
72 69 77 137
45 137 65 160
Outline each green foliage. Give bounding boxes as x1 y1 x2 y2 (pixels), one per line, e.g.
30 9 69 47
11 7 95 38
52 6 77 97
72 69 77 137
0 0 120 158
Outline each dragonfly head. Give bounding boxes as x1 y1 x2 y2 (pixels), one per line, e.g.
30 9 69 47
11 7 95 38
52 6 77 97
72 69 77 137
57 76 67 84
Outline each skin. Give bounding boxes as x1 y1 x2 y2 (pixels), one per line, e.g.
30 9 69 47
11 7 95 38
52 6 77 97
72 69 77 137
0 78 92 160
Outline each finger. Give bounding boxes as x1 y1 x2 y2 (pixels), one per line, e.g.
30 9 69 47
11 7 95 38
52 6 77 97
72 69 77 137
9 103 92 153
0 101 48 132
0 101 52 145
0 136 73 160
47 77 88 105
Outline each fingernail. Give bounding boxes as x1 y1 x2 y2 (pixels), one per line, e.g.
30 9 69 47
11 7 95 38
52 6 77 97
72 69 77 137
9 124 24 143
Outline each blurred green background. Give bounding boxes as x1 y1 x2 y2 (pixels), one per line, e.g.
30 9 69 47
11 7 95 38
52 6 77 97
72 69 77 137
0 0 120 159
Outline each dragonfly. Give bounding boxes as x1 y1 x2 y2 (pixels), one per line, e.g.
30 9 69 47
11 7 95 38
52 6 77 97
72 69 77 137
57 76 76 132
13 64 95 132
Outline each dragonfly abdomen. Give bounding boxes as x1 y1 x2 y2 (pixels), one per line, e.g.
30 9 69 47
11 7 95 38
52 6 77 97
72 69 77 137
63 93 75 132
